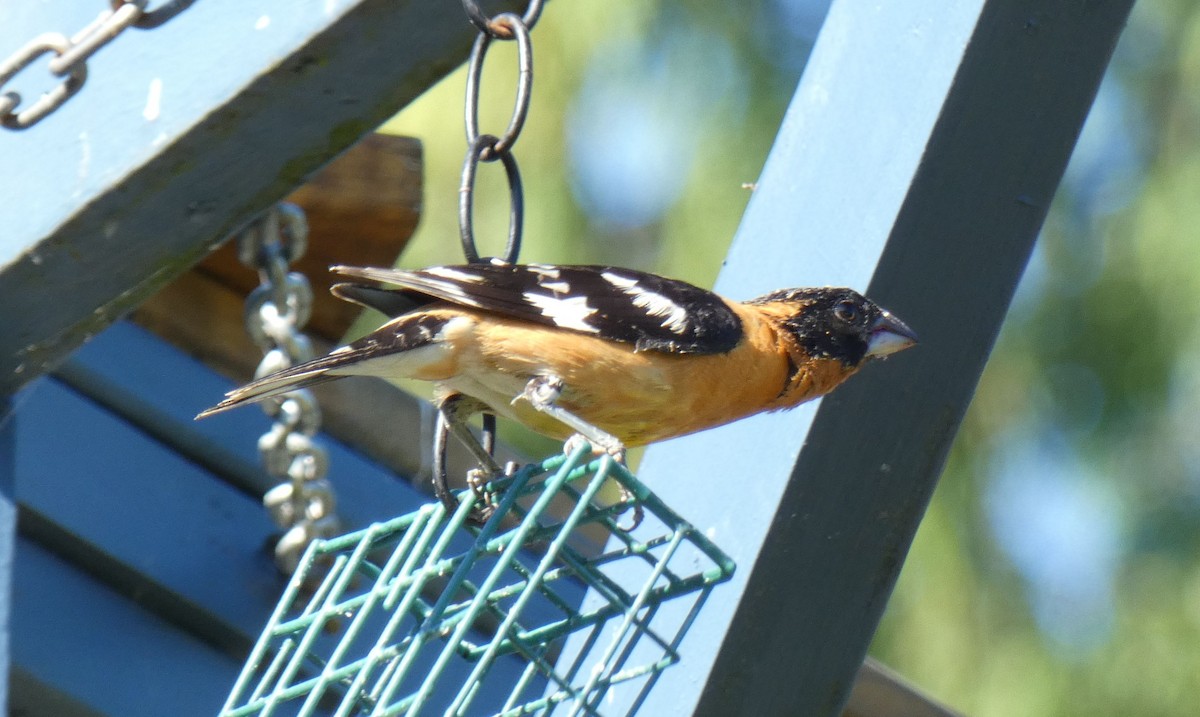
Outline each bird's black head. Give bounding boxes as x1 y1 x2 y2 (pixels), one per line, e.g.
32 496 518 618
750 287 917 367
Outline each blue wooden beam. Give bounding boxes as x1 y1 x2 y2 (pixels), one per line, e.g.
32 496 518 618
0 0 516 396
608 0 1134 714
0 399 14 712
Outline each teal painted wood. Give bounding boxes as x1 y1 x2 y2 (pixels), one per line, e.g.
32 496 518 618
0 0 517 396
583 0 1133 715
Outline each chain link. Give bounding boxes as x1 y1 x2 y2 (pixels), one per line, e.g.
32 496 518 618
0 34 87 129
238 204 340 574
0 1 190 130
437 0 543 513
464 14 533 158
459 134 524 263
461 0 543 38
122 0 198 29
457 3 538 265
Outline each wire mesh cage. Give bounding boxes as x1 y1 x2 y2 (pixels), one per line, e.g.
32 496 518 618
220 444 736 717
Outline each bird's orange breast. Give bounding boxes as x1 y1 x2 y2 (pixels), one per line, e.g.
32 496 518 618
438 303 854 446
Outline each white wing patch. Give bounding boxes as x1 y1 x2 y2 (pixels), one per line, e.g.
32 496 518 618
628 288 690 333
522 292 598 333
601 271 689 334
426 266 486 283
538 280 571 294
601 271 637 289
527 264 561 279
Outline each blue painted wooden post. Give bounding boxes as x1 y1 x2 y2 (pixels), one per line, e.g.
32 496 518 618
579 0 1134 714
0 400 13 712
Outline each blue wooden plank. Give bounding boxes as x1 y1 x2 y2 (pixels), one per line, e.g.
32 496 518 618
55 320 431 523
0 399 15 712
569 0 1133 715
15 321 577 712
0 0 521 395
16 377 284 644
11 538 240 717
13 325 432 643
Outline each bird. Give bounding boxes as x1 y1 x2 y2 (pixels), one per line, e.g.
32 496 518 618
198 261 917 516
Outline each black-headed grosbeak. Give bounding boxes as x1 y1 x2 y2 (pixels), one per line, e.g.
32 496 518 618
199 261 917 512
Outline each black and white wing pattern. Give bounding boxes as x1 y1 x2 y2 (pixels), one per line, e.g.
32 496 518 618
331 262 744 355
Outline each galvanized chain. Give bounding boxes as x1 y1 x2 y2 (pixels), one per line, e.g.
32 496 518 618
436 0 544 513
238 203 340 574
0 1 193 130
457 0 543 264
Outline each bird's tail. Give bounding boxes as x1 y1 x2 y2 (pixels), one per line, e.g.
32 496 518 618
195 350 359 419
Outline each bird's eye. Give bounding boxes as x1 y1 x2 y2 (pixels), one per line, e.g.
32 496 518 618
833 300 860 323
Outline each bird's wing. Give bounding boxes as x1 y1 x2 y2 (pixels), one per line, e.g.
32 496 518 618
331 263 743 355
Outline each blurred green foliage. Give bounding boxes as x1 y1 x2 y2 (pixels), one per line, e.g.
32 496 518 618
376 0 1200 713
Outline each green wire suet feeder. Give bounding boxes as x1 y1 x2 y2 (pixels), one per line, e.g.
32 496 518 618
220 444 736 716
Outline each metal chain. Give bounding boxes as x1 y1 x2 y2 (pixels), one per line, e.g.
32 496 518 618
238 204 340 574
0 1 192 130
457 0 543 264
436 0 543 514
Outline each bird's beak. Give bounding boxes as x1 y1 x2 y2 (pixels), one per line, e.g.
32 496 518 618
866 310 918 359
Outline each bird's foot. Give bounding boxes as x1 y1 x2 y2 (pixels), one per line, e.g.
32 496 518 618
561 433 642 531
613 486 645 533
562 433 627 464
464 461 520 525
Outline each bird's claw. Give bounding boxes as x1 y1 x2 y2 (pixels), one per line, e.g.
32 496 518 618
464 461 519 525
562 433 626 463
560 434 642 531
613 484 644 532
